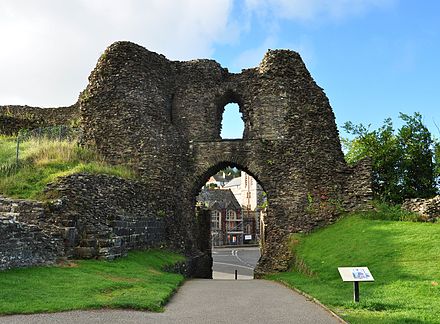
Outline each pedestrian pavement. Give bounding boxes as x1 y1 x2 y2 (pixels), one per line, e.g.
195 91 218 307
0 279 343 324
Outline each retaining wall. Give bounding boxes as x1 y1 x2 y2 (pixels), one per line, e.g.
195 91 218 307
0 173 166 271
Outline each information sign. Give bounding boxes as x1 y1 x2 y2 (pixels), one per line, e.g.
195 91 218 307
338 267 374 282
338 267 374 302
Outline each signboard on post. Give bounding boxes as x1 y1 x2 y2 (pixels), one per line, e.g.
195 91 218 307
338 267 374 282
244 235 252 240
338 267 374 302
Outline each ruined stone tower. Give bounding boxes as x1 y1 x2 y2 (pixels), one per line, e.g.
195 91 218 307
0 41 371 276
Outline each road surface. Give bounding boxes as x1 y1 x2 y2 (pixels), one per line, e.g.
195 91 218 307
212 246 260 279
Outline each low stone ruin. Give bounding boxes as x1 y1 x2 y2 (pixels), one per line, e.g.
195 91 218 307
402 196 440 222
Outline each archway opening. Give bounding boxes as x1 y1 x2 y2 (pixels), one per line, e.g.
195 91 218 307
195 164 268 280
220 103 244 139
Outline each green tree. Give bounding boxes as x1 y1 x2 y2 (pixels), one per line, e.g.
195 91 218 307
222 167 240 178
398 113 436 199
434 140 440 188
343 112 438 203
343 118 402 202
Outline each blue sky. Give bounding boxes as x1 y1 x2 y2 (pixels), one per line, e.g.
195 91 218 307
219 1 440 139
1 0 439 139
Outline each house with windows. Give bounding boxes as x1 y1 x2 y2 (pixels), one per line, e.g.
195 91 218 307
197 188 243 246
224 171 265 243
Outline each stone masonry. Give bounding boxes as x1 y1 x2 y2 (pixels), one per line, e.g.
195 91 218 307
402 195 440 222
0 197 63 270
0 41 372 276
78 42 372 276
44 173 166 260
0 174 166 270
0 104 78 135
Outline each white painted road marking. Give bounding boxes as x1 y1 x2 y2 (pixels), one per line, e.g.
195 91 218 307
212 262 254 270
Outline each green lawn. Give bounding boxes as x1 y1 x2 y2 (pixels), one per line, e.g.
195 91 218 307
0 136 134 199
267 215 440 323
0 250 185 314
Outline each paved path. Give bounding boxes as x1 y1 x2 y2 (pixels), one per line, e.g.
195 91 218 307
0 279 342 324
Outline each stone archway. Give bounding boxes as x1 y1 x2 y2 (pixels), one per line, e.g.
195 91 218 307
188 141 283 276
79 41 372 277
191 159 268 277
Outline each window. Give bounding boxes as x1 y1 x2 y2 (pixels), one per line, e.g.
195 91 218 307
220 103 244 139
211 210 221 230
226 210 237 221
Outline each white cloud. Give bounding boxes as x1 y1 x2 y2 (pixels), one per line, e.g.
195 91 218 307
0 0 236 106
244 0 396 22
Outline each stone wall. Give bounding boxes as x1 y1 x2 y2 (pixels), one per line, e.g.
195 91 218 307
0 197 63 270
0 103 79 135
44 173 167 260
0 173 167 271
342 157 373 211
402 195 440 222
78 42 372 276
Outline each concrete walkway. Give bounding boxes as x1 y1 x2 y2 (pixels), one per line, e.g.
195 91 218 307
0 279 343 324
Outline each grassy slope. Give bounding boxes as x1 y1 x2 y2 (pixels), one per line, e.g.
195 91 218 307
0 136 33 165
267 215 440 323
0 250 185 314
0 136 134 199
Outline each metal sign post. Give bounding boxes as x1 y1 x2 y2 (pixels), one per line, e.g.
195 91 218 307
354 281 360 302
338 267 374 303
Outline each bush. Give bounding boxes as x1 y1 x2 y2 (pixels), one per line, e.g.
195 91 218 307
357 201 421 222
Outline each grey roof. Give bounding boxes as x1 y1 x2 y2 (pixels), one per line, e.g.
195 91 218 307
197 189 241 210
224 177 241 188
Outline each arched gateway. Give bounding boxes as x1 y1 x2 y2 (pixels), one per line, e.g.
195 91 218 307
78 41 371 277
80 42 371 277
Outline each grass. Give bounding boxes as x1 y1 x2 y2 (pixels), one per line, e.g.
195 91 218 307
0 250 185 315
266 214 440 323
0 136 134 200
0 136 35 165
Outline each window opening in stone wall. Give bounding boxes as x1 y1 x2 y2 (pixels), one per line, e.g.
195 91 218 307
196 166 268 280
220 103 244 139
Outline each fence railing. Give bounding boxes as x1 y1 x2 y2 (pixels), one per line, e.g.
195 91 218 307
17 125 80 143
1 125 81 177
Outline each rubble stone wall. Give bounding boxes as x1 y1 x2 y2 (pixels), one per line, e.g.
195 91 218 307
402 196 440 222
79 42 372 276
0 104 79 135
44 173 167 260
0 197 63 270
0 173 166 271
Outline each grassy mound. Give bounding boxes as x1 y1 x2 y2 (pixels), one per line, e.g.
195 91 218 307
0 136 134 199
0 250 185 314
267 214 440 323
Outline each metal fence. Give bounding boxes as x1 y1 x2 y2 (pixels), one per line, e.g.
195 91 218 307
0 125 81 176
